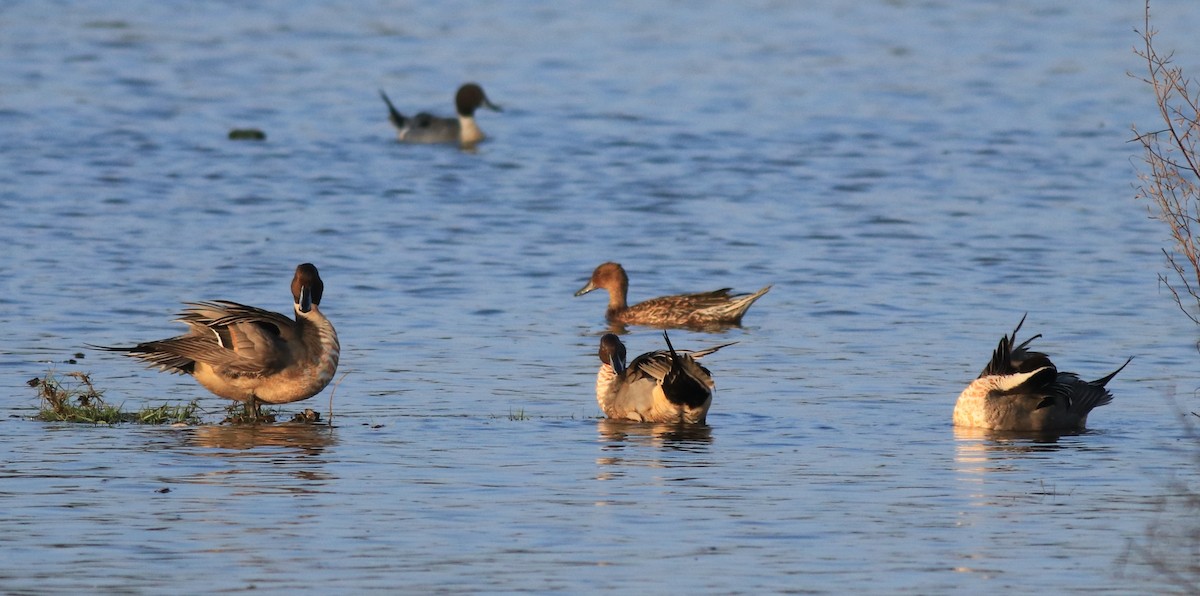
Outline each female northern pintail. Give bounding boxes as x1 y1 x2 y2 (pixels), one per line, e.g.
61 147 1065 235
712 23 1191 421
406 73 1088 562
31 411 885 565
379 83 500 146
97 263 340 418
593 332 735 424
953 315 1131 432
575 262 770 329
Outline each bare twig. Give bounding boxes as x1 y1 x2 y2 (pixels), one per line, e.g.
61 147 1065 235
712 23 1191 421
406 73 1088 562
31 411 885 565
1129 3 1200 589
1133 1 1200 323
327 370 350 427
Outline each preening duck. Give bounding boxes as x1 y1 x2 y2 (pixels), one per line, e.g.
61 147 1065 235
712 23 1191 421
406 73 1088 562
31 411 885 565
953 315 1130 432
593 331 734 424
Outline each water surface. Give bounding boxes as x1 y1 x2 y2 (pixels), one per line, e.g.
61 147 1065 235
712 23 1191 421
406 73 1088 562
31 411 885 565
2 0 1200 592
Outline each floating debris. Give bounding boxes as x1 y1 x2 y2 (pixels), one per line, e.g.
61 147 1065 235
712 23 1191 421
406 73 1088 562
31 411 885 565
291 408 321 423
228 128 266 141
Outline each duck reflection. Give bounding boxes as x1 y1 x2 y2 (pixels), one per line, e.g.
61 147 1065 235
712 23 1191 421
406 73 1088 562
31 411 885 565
952 425 1111 474
955 426 1064 469
594 419 713 474
597 419 713 447
952 425 1113 512
190 422 336 455
173 423 338 494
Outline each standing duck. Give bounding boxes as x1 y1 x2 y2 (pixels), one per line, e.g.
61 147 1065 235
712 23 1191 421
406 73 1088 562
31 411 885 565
575 262 770 329
953 315 1131 432
379 83 501 146
593 331 735 424
97 263 340 418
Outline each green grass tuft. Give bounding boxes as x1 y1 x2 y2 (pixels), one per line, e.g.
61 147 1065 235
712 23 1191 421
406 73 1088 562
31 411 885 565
30 371 202 425
220 401 280 425
136 400 203 425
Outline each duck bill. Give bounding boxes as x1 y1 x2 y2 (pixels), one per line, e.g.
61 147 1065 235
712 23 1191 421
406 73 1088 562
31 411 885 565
298 284 313 314
483 98 502 112
574 280 597 297
611 353 626 376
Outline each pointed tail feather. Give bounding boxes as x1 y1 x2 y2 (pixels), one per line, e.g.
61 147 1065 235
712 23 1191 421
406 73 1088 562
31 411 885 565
379 90 406 128
704 285 771 322
89 342 197 375
1091 356 1133 388
688 341 737 359
1064 376 1115 414
660 331 712 409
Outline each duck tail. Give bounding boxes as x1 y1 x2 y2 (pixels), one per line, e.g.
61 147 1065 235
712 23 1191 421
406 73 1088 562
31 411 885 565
379 90 406 128
712 285 772 323
660 331 712 409
89 341 197 375
688 341 738 359
1091 356 1133 388
1061 373 1115 414
1055 356 1131 414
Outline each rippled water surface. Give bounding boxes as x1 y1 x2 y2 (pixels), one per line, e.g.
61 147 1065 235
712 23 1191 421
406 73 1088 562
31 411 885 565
4 0 1200 592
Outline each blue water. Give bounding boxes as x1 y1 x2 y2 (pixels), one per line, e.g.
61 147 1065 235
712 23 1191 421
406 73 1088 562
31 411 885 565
2 0 1200 592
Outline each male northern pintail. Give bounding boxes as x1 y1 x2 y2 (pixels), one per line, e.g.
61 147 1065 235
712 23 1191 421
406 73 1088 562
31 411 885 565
575 262 770 329
593 331 735 424
953 315 1131 432
379 83 500 146
97 263 340 418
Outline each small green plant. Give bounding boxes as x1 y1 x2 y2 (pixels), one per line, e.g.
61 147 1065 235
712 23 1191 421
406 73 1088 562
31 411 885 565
220 400 279 425
136 400 203 425
30 371 202 425
31 371 124 423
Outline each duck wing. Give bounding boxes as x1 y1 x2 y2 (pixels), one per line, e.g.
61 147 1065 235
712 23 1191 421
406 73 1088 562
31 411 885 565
633 289 737 313
979 313 1055 378
99 301 297 377
175 301 299 375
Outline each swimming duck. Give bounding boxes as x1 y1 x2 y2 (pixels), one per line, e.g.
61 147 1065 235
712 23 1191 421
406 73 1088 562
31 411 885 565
594 331 735 424
97 263 340 418
575 262 770 329
379 83 500 146
953 315 1131 432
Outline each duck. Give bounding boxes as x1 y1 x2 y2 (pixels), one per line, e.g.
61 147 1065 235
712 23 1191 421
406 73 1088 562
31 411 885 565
593 331 735 424
953 314 1131 432
96 263 340 419
575 262 770 329
379 83 500 146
